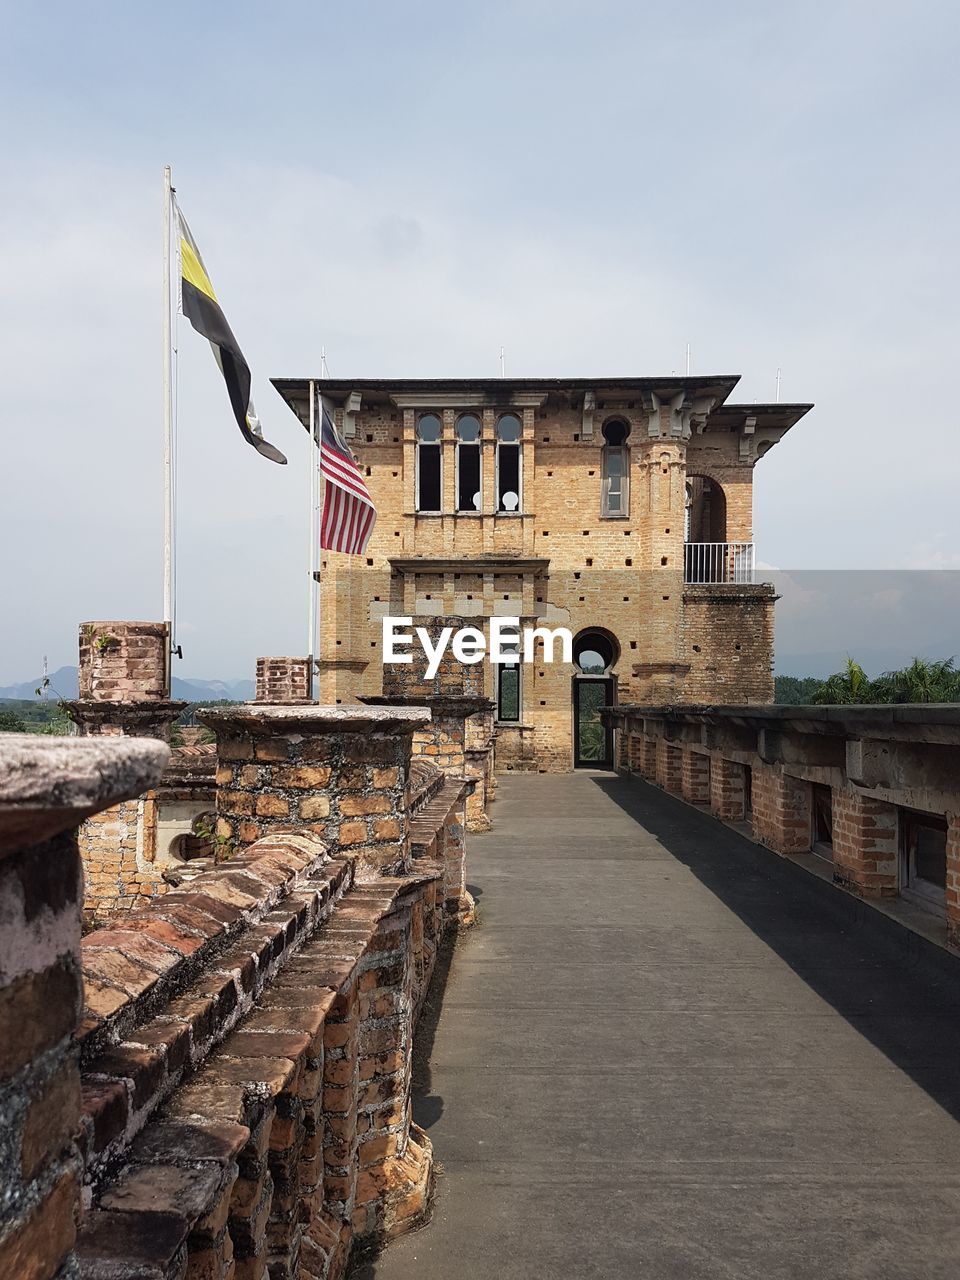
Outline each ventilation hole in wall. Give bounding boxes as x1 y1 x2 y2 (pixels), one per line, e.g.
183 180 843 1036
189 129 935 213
579 595 585 602
540 699 546 706
425 594 432 600
623 597 630 602
366 434 373 442
661 556 668 566
665 527 670 534
394 530 400 536
336 698 342 703
536 596 543 603
630 641 637 650
337 639 342 645
373 595 380 602
371 641 376 647
586 558 593 567
583 530 589 536
574 433 580 441
542 530 549 537
466 594 473 600
543 436 551 442
692 644 701 653
547 470 553 477
662 467 668 474
574 572 581 580
623 530 632 536
735 643 742 651
365 466 371 476
503 594 509 600
625 558 633 566
588 470 595 477
392 471 398 477
392 437 399 442
539 671 545 678
366 558 373 566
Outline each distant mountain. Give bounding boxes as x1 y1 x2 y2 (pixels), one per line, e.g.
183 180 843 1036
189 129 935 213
0 666 254 702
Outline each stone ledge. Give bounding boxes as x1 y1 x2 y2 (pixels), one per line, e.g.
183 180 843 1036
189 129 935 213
199 704 431 736
0 734 170 856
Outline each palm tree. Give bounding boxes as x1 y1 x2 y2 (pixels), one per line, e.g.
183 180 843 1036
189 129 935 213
813 658 875 705
872 657 960 703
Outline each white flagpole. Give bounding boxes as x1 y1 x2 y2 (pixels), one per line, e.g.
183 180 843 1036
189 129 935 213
315 377 325 701
162 164 174 688
308 379 317 683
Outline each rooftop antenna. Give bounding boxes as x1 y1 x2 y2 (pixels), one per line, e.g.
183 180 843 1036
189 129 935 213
685 343 691 376
499 346 505 377
775 367 782 403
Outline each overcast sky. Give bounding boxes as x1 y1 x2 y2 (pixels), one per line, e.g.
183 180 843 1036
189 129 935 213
1 0 958 683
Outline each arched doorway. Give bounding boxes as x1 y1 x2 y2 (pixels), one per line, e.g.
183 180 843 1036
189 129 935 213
572 629 618 768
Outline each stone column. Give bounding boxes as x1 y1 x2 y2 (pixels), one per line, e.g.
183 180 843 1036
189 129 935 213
0 733 168 1280
198 705 429 877
64 622 185 921
255 657 313 703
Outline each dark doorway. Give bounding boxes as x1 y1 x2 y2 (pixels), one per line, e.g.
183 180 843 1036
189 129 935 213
574 677 614 767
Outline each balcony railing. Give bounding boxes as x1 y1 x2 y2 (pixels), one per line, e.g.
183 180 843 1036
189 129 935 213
684 542 755 584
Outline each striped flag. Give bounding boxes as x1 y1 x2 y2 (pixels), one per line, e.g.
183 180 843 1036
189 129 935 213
177 204 287 465
319 397 377 554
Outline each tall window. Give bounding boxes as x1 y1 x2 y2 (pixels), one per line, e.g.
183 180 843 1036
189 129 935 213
456 414 482 512
601 419 630 517
416 414 442 512
497 638 521 722
496 413 521 512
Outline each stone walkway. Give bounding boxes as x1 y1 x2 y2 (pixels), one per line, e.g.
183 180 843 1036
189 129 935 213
355 772 960 1279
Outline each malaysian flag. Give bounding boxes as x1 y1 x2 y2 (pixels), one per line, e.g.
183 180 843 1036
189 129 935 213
319 397 377 554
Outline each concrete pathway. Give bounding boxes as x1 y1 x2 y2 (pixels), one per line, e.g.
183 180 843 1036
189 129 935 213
354 772 960 1279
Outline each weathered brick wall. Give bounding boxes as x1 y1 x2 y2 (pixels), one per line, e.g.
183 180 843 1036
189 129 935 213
202 705 429 876
832 789 898 898
256 656 313 703
710 755 747 821
750 764 811 854
946 813 960 949
655 738 683 793
0 734 169 1280
679 585 775 703
681 746 711 804
78 620 170 704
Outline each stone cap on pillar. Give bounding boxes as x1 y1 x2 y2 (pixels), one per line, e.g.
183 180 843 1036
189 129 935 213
361 694 495 720
198 703 431 736
0 733 170 857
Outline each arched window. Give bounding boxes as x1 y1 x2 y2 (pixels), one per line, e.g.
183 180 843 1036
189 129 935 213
416 414 442 512
496 414 522 512
601 419 630 517
573 629 618 675
456 414 482 512
685 475 727 542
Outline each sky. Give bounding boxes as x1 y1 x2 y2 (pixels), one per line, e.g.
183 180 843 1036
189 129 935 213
1 0 958 683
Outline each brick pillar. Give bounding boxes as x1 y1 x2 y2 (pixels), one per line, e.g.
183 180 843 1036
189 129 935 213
464 706 495 832
946 814 960 951
199 705 430 877
0 734 168 1280
639 736 658 780
832 788 898 897
710 756 746 821
64 622 185 921
681 747 710 804
655 738 683 793
750 764 811 855
255 657 313 704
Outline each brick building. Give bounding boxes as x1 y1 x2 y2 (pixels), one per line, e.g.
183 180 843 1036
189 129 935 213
273 376 811 772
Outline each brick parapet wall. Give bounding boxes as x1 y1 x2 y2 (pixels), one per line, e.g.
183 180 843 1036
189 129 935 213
655 738 683 794
681 746 711 804
0 734 169 1280
710 755 747 821
78 621 170 702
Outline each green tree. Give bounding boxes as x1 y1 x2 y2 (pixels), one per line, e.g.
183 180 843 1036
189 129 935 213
812 658 875 705
871 657 960 703
0 708 26 732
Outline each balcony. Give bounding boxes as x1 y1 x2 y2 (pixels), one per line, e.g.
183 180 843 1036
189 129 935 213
683 541 755 584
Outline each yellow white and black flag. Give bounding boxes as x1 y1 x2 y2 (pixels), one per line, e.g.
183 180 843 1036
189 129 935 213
176 206 286 464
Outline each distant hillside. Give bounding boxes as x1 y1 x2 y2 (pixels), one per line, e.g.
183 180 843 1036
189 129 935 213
0 666 254 702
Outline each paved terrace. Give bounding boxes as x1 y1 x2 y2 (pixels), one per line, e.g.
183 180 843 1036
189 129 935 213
358 771 960 1280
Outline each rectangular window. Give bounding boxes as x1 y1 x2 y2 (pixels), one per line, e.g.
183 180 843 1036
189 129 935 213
496 413 522 512
900 809 947 905
601 445 629 517
416 413 443 512
457 444 481 511
497 657 521 722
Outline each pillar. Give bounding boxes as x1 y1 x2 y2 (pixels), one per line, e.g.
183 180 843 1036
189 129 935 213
198 704 430 877
710 756 747 821
655 738 683 794
832 788 898 897
255 657 313 704
751 764 811 855
0 733 168 1280
946 813 960 951
681 747 710 804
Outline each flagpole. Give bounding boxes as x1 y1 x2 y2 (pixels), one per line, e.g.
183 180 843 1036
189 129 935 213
315 378 325 702
162 164 174 688
308 379 317 694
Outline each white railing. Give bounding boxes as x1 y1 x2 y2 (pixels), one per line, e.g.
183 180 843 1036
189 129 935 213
683 542 755 584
